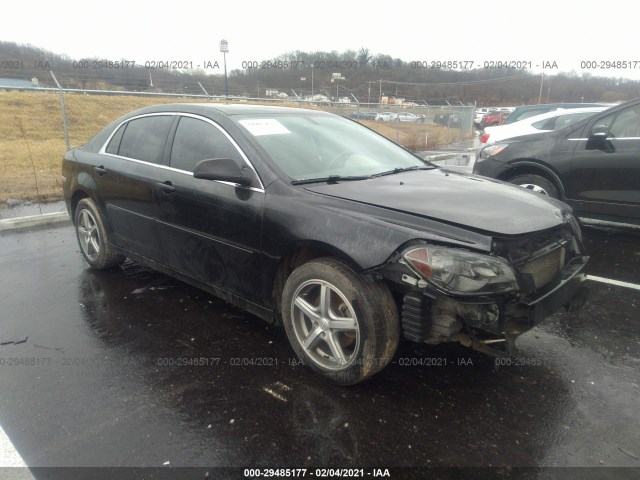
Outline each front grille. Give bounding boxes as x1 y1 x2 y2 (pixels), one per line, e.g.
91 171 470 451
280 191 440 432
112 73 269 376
492 225 578 296
521 245 566 289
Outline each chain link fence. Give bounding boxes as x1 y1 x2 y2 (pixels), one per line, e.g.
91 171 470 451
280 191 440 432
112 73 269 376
0 75 475 204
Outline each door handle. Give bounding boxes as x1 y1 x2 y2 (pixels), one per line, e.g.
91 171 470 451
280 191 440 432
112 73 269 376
157 181 176 194
95 165 107 176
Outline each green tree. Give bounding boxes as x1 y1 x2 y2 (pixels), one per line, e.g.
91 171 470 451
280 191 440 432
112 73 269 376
357 48 372 67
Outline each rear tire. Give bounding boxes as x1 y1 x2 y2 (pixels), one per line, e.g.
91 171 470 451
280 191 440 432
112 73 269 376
281 258 400 385
74 198 125 269
507 174 559 198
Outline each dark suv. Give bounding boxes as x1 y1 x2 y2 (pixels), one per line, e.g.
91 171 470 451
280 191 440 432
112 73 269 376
474 97 640 227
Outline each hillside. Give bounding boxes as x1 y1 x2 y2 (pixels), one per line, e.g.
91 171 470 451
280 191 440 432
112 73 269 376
2 41 640 105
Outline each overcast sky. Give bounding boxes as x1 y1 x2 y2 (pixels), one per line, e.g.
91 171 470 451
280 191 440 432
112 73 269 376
4 0 640 80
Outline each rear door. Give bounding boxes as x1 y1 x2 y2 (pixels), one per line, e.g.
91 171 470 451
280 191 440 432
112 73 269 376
99 114 175 261
156 114 265 300
567 105 640 222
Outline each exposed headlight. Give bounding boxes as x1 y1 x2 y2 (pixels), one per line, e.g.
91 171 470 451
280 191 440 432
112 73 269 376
478 144 509 161
562 210 583 242
403 246 519 295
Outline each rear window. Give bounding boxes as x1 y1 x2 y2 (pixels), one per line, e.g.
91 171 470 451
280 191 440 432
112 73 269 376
118 116 174 164
105 124 126 154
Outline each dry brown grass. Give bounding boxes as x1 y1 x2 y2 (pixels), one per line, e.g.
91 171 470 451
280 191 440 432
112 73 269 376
0 92 220 202
0 92 470 202
362 120 468 151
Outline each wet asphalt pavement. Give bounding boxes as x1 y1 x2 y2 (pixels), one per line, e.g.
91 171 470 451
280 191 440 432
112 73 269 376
0 222 639 479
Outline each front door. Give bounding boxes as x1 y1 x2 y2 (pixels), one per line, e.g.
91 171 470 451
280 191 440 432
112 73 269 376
156 115 265 300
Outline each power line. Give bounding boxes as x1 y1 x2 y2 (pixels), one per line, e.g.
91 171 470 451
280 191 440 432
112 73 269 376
380 73 531 87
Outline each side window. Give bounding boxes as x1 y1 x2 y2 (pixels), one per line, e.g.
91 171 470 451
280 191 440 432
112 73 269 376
531 118 555 130
170 117 243 172
517 109 548 122
609 107 640 138
118 116 174 164
105 123 126 154
591 113 615 135
553 113 582 130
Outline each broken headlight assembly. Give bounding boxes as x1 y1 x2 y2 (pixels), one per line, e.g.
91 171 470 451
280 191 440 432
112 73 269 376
403 246 519 296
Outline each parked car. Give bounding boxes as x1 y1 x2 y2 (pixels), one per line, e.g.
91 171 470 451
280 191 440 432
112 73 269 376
480 107 607 146
62 104 589 385
480 110 510 128
474 97 640 227
475 107 512 126
377 112 398 122
474 107 492 125
502 102 611 126
396 112 425 123
350 111 379 121
433 112 460 126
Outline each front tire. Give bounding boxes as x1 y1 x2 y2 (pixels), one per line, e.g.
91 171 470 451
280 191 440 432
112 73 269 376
74 198 125 269
507 174 559 198
281 258 400 385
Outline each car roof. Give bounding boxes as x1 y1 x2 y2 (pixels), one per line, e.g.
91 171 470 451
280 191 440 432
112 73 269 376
511 102 609 113
515 106 607 125
125 103 328 117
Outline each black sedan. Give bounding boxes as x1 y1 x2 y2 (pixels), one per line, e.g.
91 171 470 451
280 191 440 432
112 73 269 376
473 97 640 228
62 104 589 385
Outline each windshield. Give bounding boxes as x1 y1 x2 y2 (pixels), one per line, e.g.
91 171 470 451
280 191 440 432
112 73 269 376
235 114 430 181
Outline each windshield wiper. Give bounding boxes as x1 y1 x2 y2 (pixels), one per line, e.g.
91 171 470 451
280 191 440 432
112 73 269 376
291 175 371 185
371 165 435 178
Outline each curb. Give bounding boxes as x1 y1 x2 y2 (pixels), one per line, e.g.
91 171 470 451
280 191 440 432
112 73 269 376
423 153 456 161
421 145 478 161
0 212 70 232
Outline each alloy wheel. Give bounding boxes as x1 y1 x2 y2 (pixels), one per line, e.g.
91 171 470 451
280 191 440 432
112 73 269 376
291 280 360 370
519 183 550 195
77 209 101 261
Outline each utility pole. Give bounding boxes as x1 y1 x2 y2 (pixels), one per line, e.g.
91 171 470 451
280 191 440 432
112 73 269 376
332 73 345 102
538 72 544 104
220 39 229 98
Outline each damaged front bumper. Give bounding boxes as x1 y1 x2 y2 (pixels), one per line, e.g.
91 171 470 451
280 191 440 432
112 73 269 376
383 245 589 358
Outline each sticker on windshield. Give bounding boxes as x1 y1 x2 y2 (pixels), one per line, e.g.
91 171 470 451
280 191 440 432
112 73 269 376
238 119 291 136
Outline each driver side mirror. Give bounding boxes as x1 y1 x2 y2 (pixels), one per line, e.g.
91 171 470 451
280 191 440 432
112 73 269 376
589 124 609 142
193 158 255 186
586 124 614 152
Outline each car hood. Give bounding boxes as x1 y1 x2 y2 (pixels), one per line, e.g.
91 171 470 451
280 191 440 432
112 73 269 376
304 169 569 236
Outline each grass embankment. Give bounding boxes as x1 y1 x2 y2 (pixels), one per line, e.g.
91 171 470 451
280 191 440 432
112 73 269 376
363 120 467 152
0 92 468 202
